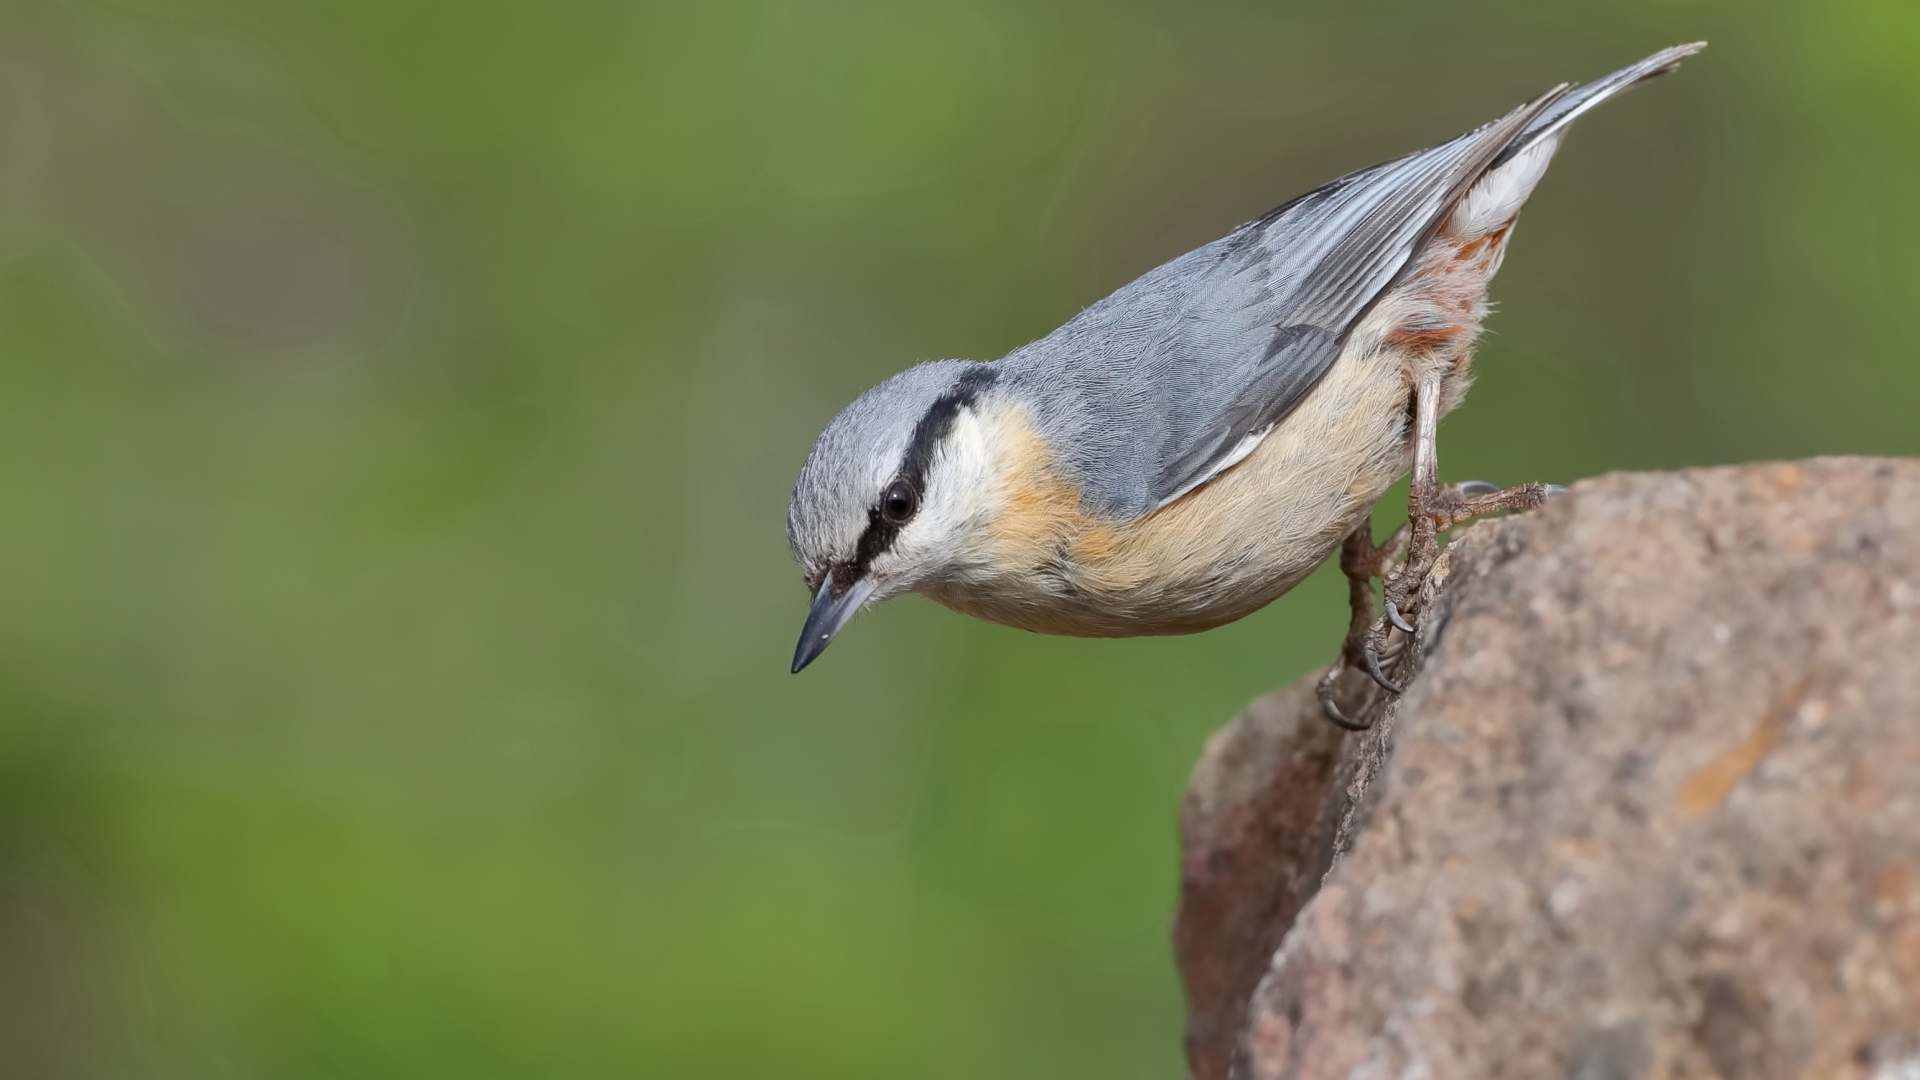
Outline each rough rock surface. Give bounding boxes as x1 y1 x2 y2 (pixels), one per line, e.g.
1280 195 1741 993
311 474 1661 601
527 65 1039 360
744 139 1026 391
1175 458 1920 1080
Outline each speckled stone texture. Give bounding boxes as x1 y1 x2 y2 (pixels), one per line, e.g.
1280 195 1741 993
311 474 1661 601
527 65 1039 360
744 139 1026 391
1175 458 1920 1080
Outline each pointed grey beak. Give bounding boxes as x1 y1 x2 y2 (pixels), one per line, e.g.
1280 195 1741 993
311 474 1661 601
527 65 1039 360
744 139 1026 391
791 573 879 673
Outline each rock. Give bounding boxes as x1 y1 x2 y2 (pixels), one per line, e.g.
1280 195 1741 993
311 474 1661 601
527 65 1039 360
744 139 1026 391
1173 458 1920 1080
1175 679 1348 1080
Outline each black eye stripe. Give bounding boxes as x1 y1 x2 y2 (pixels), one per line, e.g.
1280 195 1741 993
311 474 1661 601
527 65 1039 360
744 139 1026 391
843 366 998 581
895 366 997 489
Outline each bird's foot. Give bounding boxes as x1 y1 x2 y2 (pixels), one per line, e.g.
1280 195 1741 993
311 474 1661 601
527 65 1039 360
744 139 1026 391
1435 479 1563 526
1320 481 1565 728
1317 519 1408 729
1370 479 1564 681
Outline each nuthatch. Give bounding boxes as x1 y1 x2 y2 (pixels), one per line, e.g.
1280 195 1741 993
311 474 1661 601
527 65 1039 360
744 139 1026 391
786 44 1704 725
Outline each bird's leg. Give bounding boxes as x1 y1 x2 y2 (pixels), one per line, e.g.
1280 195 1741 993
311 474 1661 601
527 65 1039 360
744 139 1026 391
1322 369 1567 725
1353 370 1446 693
1358 370 1562 693
1317 517 1408 730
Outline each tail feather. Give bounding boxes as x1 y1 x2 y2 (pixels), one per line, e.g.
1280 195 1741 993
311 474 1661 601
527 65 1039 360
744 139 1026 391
1446 42 1705 237
1495 42 1707 167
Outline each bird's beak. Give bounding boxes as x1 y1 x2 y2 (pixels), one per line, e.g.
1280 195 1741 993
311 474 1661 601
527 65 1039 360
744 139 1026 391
791 573 879 673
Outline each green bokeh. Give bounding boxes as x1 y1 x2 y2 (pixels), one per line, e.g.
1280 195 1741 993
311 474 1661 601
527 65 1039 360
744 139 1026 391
0 1 1914 1076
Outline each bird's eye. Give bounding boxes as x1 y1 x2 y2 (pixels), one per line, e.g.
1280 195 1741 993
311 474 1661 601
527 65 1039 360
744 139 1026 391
879 480 918 525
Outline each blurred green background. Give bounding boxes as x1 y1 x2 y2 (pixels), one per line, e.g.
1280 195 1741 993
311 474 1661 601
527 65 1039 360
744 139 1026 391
0 0 1915 1075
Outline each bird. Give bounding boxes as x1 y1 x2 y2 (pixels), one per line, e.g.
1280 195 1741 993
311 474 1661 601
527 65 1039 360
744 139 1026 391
785 43 1705 725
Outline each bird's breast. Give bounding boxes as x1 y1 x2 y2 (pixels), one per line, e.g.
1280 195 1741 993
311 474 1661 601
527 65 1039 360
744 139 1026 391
919 346 1420 637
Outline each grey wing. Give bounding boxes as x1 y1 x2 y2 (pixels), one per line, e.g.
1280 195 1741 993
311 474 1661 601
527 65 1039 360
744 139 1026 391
1146 92 1564 508
1147 46 1705 507
1008 91 1560 519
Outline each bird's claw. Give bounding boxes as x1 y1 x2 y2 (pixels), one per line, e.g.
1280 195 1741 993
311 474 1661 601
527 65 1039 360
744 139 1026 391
1360 638 1404 695
1318 691 1373 731
1315 519 1419 729
1384 596 1416 635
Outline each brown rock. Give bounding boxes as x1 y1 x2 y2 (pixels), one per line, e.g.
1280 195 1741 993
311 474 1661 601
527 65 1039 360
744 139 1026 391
1175 680 1348 1080
1174 457 1920 1080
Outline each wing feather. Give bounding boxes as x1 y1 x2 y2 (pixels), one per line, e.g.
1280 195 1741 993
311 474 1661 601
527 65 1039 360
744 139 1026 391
1141 94 1557 506
1001 47 1701 519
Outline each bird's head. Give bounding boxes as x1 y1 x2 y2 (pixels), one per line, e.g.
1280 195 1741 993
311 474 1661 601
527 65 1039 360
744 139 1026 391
786 361 1004 671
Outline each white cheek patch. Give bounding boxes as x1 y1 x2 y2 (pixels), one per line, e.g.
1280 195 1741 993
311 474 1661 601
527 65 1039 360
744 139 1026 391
932 408 1005 524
